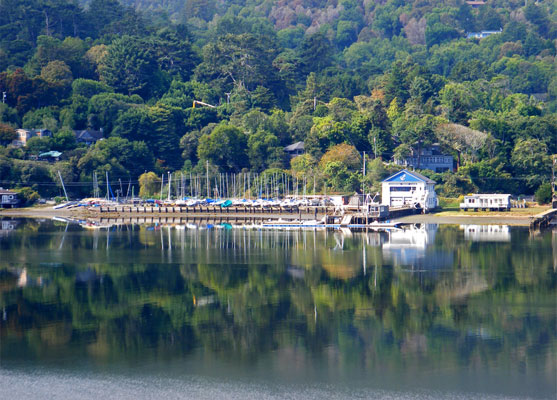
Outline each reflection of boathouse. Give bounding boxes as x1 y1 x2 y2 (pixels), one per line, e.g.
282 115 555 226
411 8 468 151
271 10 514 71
0 219 19 237
460 225 511 242
382 224 453 269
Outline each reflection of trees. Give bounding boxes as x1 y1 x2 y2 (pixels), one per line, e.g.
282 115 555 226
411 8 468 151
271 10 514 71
0 220 555 376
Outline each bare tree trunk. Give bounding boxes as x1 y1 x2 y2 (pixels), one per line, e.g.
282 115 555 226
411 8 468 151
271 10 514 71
44 11 50 36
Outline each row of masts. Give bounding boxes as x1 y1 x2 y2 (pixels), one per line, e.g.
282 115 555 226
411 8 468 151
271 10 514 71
158 170 325 200
60 169 327 202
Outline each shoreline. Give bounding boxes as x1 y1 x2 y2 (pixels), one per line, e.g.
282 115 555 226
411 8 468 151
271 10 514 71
1 206 550 226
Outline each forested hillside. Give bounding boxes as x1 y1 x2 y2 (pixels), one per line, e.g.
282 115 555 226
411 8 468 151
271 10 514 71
0 0 555 200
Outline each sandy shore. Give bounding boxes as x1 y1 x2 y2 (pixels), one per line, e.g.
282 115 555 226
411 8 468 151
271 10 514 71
2 205 550 226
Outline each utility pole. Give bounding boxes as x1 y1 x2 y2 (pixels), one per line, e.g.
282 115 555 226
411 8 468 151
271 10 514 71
106 172 109 201
57 170 69 201
551 155 557 208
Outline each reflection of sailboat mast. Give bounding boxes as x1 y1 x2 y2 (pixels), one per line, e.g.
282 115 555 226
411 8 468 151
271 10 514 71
362 233 367 276
374 245 378 289
167 225 172 260
93 227 98 250
58 222 69 250
553 230 557 272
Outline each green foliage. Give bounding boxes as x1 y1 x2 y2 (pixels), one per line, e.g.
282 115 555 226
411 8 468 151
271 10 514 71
100 36 162 97
197 124 248 172
0 123 16 145
13 187 39 206
0 0 553 197
139 171 161 198
52 128 77 151
534 183 552 204
72 79 113 98
77 137 155 180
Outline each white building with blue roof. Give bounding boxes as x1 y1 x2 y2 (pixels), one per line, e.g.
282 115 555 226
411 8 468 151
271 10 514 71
381 169 438 212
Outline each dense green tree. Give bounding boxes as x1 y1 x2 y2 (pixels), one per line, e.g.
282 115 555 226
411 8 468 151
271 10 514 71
72 79 113 98
138 171 161 197
51 128 77 151
197 124 248 172
100 36 160 98
510 138 551 192
247 130 284 171
77 136 154 180
0 123 16 145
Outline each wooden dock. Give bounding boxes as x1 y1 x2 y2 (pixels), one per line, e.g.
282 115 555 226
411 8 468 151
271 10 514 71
530 208 557 230
89 204 419 227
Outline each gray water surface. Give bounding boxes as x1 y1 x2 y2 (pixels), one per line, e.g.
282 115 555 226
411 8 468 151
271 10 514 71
0 219 555 399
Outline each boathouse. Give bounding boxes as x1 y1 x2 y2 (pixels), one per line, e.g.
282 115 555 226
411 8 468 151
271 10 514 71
381 169 437 211
0 188 19 208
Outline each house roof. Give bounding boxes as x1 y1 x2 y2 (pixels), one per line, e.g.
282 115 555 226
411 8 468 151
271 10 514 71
74 129 104 141
0 188 17 195
464 194 511 198
382 169 436 184
284 141 304 151
39 151 62 158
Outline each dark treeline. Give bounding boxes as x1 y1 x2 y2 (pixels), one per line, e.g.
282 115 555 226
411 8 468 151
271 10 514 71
0 0 555 200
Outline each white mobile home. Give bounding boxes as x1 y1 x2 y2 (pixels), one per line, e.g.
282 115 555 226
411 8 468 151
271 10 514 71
460 194 511 211
381 169 438 212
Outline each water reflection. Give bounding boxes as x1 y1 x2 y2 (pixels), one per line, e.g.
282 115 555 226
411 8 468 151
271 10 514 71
0 218 555 398
460 224 511 242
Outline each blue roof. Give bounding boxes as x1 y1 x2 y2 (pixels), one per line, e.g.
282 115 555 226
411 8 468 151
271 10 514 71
382 169 435 184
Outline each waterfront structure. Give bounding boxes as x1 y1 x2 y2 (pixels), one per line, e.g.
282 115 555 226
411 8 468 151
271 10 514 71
459 194 511 211
381 169 438 211
393 144 453 172
11 129 52 147
0 188 19 208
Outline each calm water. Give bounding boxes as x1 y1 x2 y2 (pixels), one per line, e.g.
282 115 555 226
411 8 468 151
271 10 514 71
0 218 555 399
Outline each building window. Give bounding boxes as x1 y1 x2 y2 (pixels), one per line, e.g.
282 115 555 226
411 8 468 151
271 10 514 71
391 186 412 192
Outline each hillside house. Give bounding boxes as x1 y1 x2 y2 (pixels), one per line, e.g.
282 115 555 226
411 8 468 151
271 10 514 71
284 141 305 158
393 144 453 173
11 129 52 147
74 129 104 146
466 30 502 39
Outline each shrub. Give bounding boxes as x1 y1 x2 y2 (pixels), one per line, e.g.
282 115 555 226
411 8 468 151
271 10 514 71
14 187 40 207
534 183 551 204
